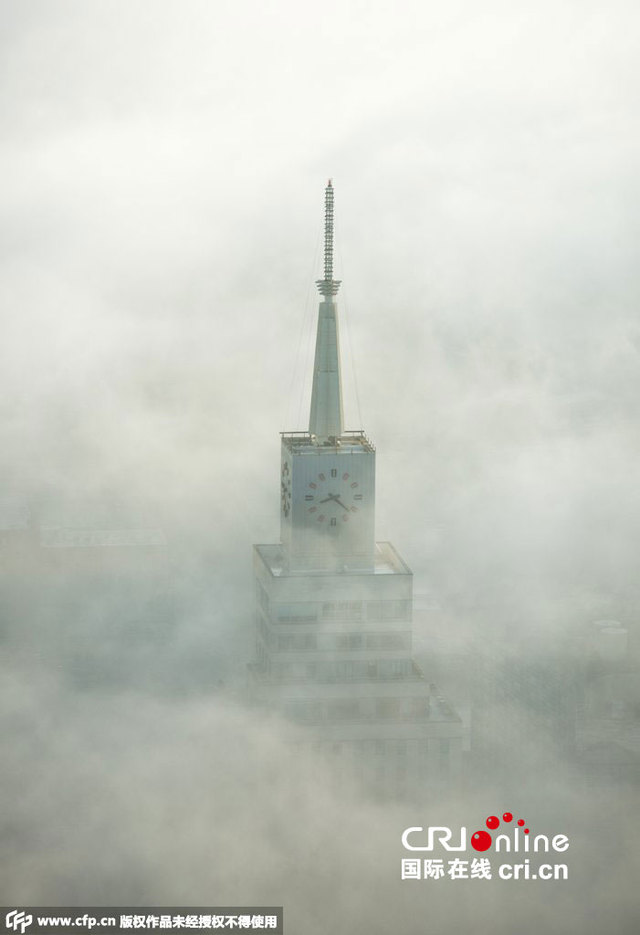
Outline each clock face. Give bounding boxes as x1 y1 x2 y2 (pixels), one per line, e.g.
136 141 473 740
281 461 291 517
303 469 363 526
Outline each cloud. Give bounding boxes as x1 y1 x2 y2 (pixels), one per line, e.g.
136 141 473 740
1 2 639 931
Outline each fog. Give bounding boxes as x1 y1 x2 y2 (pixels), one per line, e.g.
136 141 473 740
1 2 639 932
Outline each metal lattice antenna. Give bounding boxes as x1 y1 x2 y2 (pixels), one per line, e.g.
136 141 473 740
316 179 341 297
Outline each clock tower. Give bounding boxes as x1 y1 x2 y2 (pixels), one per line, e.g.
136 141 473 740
251 182 462 796
280 182 375 571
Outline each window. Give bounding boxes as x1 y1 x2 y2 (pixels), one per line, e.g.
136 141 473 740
367 601 382 621
366 600 411 622
257 617 274 649
256 580 270 614
335 661 354 680
336 633 363 651
378 659 409 679
322 602 363 621
365 632 410 651
376 699 401 718
277 633 317 652
277 602 317 623
328 700 360 720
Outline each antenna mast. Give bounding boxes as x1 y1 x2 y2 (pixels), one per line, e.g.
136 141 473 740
316 179 341 297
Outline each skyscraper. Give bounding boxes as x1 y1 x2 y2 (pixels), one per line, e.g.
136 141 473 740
249 182 462 796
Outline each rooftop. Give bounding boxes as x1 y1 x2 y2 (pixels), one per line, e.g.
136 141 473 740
281 430 375 455
255 540 412 578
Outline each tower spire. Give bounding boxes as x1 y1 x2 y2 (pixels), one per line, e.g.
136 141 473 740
309 179 344 440
316 179 341 297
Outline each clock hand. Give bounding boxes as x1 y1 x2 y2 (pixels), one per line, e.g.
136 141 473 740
319 495 336 504
334 498 350 511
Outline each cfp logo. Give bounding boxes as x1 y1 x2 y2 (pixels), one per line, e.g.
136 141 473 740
5 911 32 934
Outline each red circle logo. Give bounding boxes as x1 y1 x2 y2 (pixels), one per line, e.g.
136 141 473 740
471 831 492 852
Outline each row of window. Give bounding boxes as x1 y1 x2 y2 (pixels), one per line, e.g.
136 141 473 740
275 600 411 623
285 696 430 724
273 631 412 653
273 659 411 681
290 738 451 758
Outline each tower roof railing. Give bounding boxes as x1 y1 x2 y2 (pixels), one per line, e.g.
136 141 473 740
280 430 376 453
281 429 368 436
